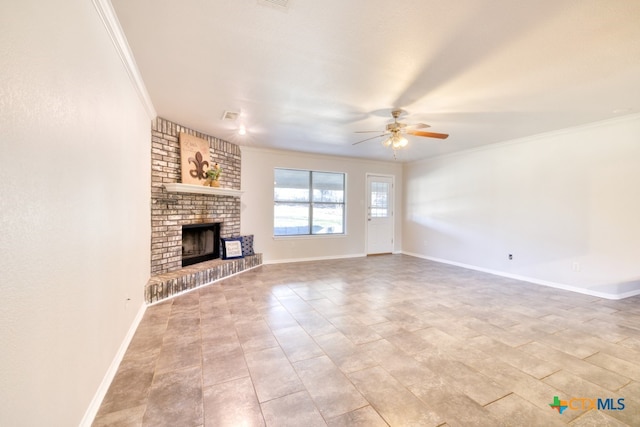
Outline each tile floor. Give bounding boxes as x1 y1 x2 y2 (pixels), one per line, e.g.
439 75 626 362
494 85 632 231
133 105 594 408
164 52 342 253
93 255 640 426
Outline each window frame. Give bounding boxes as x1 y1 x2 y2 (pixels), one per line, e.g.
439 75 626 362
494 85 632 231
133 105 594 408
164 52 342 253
273 168 346 237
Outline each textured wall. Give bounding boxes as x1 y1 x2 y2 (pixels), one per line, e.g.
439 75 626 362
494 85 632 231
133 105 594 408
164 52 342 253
0 0 151 424
402 115 640 298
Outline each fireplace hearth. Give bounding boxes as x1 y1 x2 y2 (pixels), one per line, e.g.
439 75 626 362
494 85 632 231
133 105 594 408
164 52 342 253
181 222 221 267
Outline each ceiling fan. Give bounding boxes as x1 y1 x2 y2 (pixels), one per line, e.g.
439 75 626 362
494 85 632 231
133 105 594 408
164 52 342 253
353 109 449 153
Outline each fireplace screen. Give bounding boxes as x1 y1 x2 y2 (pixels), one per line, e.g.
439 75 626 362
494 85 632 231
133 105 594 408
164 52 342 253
181 222 221 267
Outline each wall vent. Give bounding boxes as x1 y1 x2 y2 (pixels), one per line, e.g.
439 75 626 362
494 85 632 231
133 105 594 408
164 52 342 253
221 110 240 121
257 0 290 10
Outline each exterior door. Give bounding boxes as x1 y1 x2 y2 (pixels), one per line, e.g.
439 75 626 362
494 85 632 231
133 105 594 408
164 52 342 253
366 174 394 254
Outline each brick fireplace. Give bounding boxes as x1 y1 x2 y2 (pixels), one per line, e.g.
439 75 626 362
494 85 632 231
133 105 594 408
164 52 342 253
146 118 261 303
150 117 241 275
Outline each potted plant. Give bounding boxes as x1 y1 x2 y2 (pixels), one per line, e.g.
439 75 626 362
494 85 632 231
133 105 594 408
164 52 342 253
204 163 222 187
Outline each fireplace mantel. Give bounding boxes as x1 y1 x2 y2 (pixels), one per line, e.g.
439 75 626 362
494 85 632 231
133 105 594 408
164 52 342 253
163 183 243 197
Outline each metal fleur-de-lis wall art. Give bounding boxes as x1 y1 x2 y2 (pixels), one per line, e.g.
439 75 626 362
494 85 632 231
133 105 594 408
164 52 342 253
188 151 209 179
179 133 212 185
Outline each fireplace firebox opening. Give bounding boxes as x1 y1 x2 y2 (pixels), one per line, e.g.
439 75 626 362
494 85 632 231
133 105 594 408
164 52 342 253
181 222 221 267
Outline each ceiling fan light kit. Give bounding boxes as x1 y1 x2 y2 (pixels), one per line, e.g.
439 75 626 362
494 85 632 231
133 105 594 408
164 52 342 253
382 133 408 149
353 108 449 157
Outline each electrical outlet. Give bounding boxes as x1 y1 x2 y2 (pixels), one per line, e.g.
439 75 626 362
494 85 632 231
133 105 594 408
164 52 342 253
572 261 581 272
508 254 513 260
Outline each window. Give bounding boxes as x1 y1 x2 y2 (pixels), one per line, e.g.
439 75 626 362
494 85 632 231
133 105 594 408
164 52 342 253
370 181 390 218
274 168 345 236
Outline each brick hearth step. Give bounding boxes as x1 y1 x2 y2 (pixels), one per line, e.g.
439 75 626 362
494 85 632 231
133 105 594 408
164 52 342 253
144 254 262 304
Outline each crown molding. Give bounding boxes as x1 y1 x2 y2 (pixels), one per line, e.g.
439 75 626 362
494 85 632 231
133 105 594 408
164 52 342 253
92 0 156 120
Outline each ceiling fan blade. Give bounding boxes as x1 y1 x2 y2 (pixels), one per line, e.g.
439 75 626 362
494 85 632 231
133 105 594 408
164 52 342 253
352 134 386 145
405 123 430 129
407 130 449 139
355 130 385 133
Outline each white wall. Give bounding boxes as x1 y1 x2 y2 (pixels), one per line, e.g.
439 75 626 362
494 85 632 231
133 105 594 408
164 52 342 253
0 0 151 425
403 115 640 299
241 147 403 263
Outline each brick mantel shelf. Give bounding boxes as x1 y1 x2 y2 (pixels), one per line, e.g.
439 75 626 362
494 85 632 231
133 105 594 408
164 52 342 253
163 183 243 197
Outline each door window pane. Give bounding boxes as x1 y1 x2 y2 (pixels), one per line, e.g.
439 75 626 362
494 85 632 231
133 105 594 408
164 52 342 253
370 182 389 218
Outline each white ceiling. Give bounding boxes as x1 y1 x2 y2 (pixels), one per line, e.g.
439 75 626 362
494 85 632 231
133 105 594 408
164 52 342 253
111 0 640 162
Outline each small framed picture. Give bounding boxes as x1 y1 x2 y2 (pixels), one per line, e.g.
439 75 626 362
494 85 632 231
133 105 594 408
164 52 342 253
222 237 244 259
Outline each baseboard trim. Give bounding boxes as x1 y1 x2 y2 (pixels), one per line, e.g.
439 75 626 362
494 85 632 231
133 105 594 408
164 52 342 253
263 253 366 265
79 302 147 427
403 252 640 300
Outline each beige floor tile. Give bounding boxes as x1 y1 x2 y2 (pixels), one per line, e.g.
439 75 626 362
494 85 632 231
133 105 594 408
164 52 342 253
92 405 146 427
365 342 441 388
142 366 203 426
462 317 534 347
468 335 561 379
203 377 264 427
569 409 630 427
325 405 387 427
414 353 510 406
96 355 156 416
465 357 568 415
94 255 640 426
291 285 327 301
313 331 379 374
244 346 305 403
619 336 640 352
385 328 436 355
277 293 315 313
202 345 249 386
154 337 201 374
485 393 566 427
520 341 630 392
272 325 325 362
290 309 339 337
409 386 504 427
544 370 623 398
619 381 640 397
200 325 240 355
348 366 443 426
294 355 367 419
234 319 280 353
327 315 382 345
535 331 604 359
260 305 299 330
599 343 640 368
260 391 326 427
